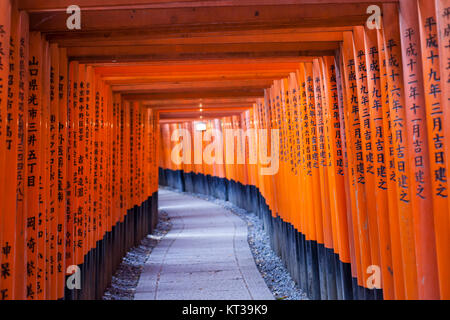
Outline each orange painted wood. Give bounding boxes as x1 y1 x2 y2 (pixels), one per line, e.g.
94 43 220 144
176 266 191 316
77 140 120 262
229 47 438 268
334 51 359 280
297 63 315 243
14 10 29 301
28 4 373 33
314 58 338 298
398 0 440 299
0 0 449 301
288 74 303 232
25 31 42 301
18 0 400 12
312 59 334 255
272 81 285 222
75 63 86 266
66 60 78 276
52 30 344 48
57 47 68 300
49 43 60 300
305 62 324 247
0 0 11 299
322 56 351 265
69 60 80 268
435 0 450 227
111 93 120 227
361 26 395 299
381 3 418 299
264 91 277 217
341 32 372 290
1 3 19 300
351 28 382 288
319 59 340 259
85 66 94 254
268 86 280 217
376 24 405 300
418 0 450 299
38 36 49 300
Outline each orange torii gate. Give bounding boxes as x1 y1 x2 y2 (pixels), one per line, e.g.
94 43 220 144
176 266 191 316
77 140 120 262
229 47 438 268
0 4 159 300
0 0 449 300
159 1 450 300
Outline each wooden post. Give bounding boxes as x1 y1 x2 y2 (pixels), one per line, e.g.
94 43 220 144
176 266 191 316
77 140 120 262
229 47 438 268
362 25 395 300
418 0 450 299
57 48 68 300
15 10 29 301
382 3 418 299
341 32 372 298
1 2 19 300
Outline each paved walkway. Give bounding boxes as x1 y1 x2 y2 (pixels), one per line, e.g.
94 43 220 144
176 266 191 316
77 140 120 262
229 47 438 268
135 189 274 300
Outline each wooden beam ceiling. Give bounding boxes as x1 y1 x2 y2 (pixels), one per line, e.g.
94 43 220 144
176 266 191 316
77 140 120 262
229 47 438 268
159 117 240 124
158 107 250 113
23 0 391 122
29 4 376 32
143 97 257 107
20 0 398 12
46 29 345 47
123 88 264 101
95 62 306 74
159 110 247 120
153 104 253 110
111 79 275 92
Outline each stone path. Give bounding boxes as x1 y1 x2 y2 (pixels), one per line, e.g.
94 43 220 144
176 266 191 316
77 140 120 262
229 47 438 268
134 189 274 300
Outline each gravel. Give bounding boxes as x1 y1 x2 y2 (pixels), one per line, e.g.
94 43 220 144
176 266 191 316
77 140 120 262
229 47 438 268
102 210 172 300
162 186 308 300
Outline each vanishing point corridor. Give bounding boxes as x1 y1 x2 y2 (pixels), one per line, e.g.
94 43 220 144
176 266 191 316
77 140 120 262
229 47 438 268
0 0 449 302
